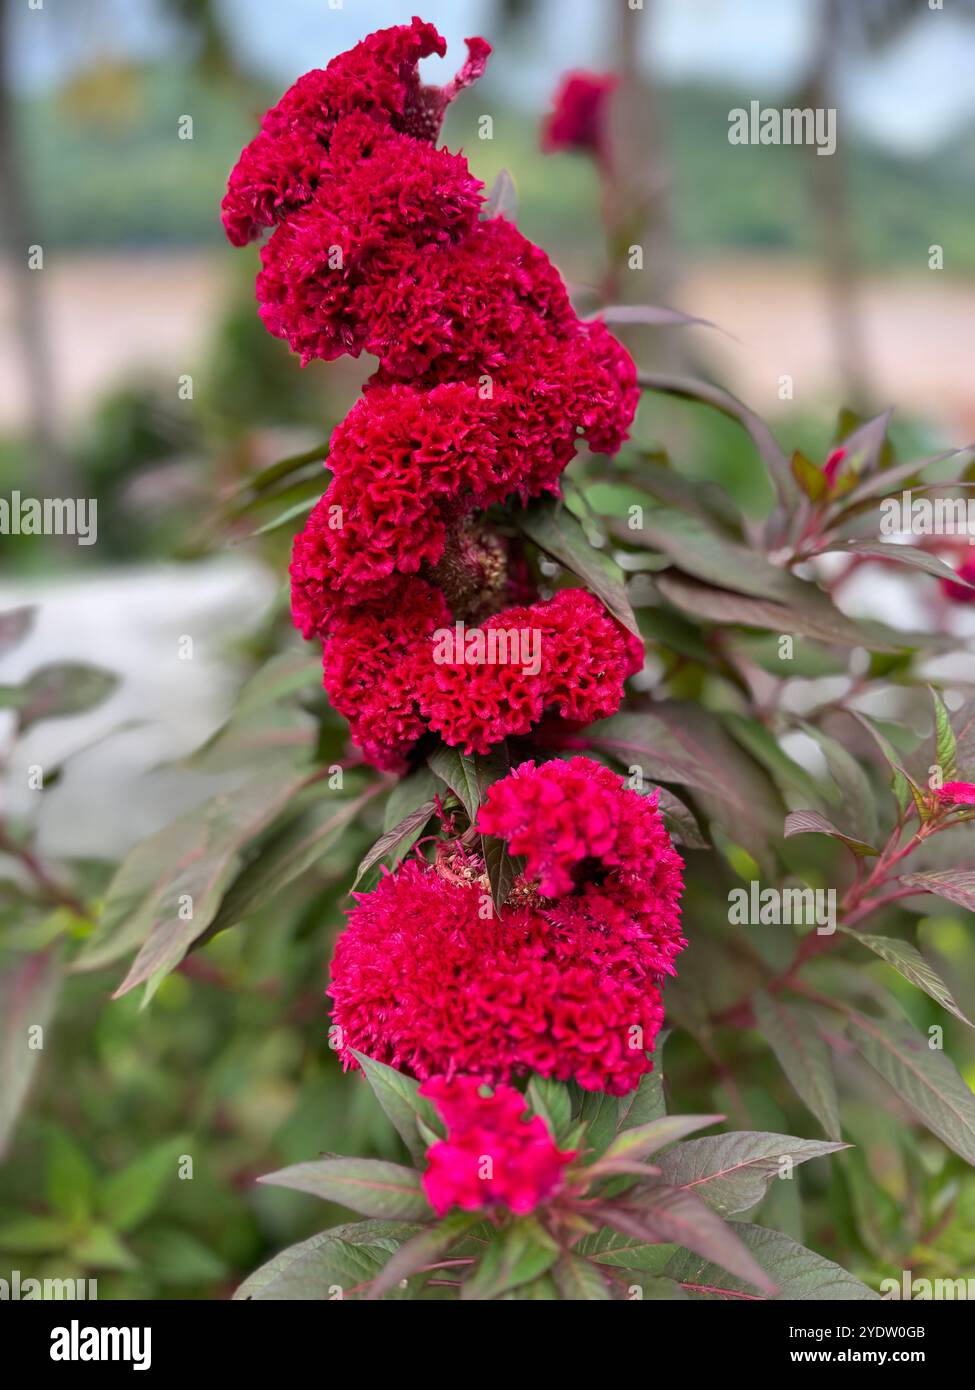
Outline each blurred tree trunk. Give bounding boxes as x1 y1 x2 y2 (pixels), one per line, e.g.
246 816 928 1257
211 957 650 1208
607 0 682 368
802 0 872 411
0 0 69 498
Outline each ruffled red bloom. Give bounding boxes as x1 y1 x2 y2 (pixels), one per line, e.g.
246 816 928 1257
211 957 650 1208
416 590 643 756
478 755 669 898
313 587 640 769
937 780 975 806
256 117 484 365
288 384 506 634
328 758 684 1094
320 577 450 771
542 72 618 160
222 19 489 245
941 556 975 604
420 1075 575 1216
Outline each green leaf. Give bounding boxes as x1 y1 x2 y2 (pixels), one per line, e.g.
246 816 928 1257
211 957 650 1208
810 540 974 590
575 1227 676 1273
0 950 61 1158
209 786 379 936
0 1215 75 1253
724 714 824 808
367 1211 480 1300
528 1076 573 1144
623 1274 690 1299
588 708 781 840
655 1133 849 1216
234 1221 422 1301
515 496 640 637
258 1158 432 1221
75 768 308 977
461 1217 559 1301
248 494 318 538
784 808 878 857
662 1223 878 1300
899 870 975 913
853 712 921 817
551 1254 612 1301
11 662 119 731
839 928 973 1027
46 1129 97 1223
354 799 437 888
799 721 879 848
847 1014 975 1164
655 571 906 652
384 767 440 832
97 1137 188 1233
931 687 958 779
597 1114 723 1167
791 449 828 502
426 746 481 821
227 651 323 718
654 787 708 849
576 1087 620 1159
616 1038 668 1130
135 1228 227 1286
352 1052 441 1166
481 833 524 915
753 992 841 1140
591 1185 777 1295
70 1224 137 1272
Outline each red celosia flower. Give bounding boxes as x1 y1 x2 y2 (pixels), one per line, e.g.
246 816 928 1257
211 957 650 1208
328 759 684 1093
542 72 618 160
320 576 450 771
313 587 641 769
221 19 489 245
256 117 484 365
288 383 504 633
415 589 644 756
937 780 975 805
420 1075 575 1216
479 755 669 898
940 557 975 604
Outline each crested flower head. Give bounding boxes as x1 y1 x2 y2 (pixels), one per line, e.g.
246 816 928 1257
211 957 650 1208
420 1075 575 1216
328 758 684 1093
222 19 489 245
478 754 677 898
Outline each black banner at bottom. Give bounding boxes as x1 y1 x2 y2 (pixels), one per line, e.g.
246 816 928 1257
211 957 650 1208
0 1295 967 1374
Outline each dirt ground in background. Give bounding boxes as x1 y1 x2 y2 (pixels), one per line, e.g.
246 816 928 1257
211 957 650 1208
1 251 973 438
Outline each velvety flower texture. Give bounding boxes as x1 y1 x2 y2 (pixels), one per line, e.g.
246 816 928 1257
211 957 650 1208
479 754 671 898
224 21 641 770
941 557 975 604
328 758 685 1093
320 587 643 769
222 18 488 245
542 71 618 160
937 780 975 805
420 1075 575 1216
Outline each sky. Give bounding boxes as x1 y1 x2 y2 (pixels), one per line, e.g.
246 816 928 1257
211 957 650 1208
9 0 975 156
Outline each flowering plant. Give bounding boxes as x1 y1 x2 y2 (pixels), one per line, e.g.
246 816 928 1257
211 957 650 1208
41 17 974 1302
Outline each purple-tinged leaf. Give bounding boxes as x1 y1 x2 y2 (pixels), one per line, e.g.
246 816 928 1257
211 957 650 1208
784 808 878 857
259 1158 432 1221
